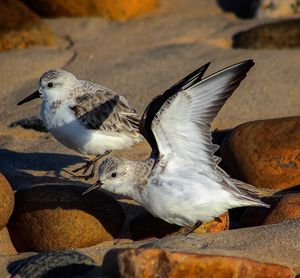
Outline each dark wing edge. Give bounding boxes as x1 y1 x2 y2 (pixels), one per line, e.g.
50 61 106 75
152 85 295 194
139 62 211 158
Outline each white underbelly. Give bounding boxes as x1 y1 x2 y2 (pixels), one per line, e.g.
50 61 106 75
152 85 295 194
140 175 234 226
51 123 140 155
41 103 141 155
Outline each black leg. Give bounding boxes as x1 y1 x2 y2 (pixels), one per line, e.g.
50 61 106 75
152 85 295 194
72 155 101 174
63 151 111 179
183 221 202 236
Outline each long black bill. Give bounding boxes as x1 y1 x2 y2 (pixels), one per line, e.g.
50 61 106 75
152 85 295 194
17 90 40 105
82 180 103 196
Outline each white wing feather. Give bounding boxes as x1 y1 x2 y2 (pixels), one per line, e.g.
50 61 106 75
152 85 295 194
152 61 254 175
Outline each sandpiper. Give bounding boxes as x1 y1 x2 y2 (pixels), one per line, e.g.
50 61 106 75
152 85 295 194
83 60 269 234
17 69 143 177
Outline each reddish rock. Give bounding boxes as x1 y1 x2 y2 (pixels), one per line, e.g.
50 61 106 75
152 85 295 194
21 0 159 21
0 174 14 230
263 194 300 225
0 227 17 255
221 117 300 190
194 212 229 234
8 184 124 252
130 212 229 240
0 0 55 52
102 248 295 278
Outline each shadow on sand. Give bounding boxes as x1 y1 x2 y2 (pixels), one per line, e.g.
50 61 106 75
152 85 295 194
0 148 85 190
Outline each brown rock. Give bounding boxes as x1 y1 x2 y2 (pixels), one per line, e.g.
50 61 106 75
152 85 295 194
8 184 124 252
264 194 300 225
21 0 159 21
221 117 300 189
0 227 17 255
130 212 229 240
0 174 14 230
194 212 229 234
0 0 55 52
233 19 300 49
102 248 295 278
241 193 300 227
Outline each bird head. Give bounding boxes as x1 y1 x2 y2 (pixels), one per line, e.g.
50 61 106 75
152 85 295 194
18 69 78 105
82 157 140 197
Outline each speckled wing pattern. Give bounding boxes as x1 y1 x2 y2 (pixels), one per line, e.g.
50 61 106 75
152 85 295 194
70 83 140 136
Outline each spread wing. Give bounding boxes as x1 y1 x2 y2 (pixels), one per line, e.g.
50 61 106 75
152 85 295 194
70 88 140 135
139 62 211 157
141 60 254 169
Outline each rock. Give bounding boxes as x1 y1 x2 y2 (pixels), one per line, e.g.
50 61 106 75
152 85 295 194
139 219 300 272
102 248 295 278
0 174 14 230
130 212 229 240
221 117 300 190
0 227 17 255
233 18 300 49
194 212 229 234
0 0 55 52
240 193 300 227
8 250 99 277
21 0 159 21
8 184 124 252
257 0 300 18
264 194 300 225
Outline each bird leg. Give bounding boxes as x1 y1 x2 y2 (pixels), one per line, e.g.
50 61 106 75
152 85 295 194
63 151 111 179
72 156 100 174
183 221 202 236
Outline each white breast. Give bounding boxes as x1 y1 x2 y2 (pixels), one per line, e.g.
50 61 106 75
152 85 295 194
41 102 141 155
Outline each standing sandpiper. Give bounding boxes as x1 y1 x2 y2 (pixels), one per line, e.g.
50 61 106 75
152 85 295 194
83 60 269 233
17 69 143 177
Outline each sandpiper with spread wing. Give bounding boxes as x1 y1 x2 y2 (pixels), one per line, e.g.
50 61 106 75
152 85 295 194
17 69 143 177
82 60 269 233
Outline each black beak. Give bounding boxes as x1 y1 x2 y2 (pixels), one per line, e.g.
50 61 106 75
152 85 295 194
82 180 103 195
17 90 40 105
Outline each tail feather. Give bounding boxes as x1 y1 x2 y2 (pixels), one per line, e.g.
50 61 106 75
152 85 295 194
231 178 273 208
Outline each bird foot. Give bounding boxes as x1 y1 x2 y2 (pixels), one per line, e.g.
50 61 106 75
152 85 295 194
62 169 94 181
62 151 111 180
72 160 94 174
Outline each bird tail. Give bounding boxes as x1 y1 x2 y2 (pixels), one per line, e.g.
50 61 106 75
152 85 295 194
230 178 275 208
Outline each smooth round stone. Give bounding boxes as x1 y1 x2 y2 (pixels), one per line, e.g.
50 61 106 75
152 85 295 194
221 117 300 190
102 248 294 278
8 184 124 252
0 0 55 52
263 194 300 225
0 173 15 230
21 0 159 21
8 251 99 278
0 227 17 255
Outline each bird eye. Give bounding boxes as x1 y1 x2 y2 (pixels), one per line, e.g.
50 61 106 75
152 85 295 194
111 172 117 178
47 82 54 88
